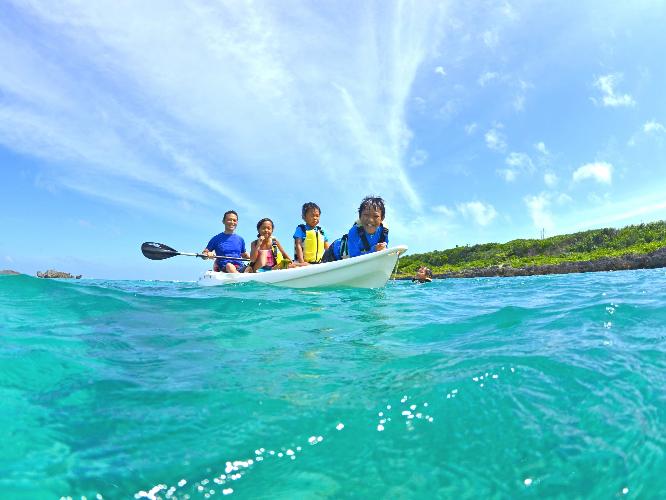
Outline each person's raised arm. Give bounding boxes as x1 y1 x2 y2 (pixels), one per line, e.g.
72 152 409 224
249 240 260 262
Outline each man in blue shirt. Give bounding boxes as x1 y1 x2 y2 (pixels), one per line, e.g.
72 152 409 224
202 210 250 272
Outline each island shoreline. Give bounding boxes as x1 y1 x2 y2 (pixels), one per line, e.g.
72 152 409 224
396 247 666 280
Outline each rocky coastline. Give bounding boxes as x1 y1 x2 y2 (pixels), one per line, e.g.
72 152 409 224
36 270 82 279
401 247 666 280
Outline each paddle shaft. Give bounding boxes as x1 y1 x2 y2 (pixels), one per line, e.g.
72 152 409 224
141 242 251 261
196 252 251 262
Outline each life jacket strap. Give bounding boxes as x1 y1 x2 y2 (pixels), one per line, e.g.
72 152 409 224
357 225 388 252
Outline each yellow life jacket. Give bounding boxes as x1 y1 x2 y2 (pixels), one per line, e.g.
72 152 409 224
298 224 326 263
271 241 286 268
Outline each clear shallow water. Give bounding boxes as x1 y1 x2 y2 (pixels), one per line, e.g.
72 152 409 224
1 270 665 499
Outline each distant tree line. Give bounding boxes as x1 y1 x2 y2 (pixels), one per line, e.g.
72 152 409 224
397 221 666 276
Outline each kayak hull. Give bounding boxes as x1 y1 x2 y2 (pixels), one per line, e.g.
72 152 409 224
197 245 407 288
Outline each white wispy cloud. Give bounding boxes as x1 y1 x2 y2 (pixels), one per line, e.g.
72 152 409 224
464 122 478 135
485 125 506 152
457 201 497 226
572 162 613 184
592 73 635 107
0 1 446 222
643 120 666 134
535 142 549 155
498 169 517 182
513 94 525 112
478 71 499 86
409 149 428 167
482 30 499 49
556 193 573 205
434 66 447 76
571 193 666 231
498 152 534 182
628 120 666 146
524 193 554 232
438 99 460 120
432 205 455 217
389 207 459 254
544 172 558 187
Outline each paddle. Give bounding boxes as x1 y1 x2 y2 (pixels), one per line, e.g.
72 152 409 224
141 242 251 261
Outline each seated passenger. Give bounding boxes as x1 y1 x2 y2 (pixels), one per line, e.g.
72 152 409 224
294 202 329 264
202 210 250 273
247 218 294 272
321 196 389 262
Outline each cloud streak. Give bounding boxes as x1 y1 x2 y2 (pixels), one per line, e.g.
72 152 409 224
457 201 497 226
0 0 446 222
572 162 613 185
592 74 635 108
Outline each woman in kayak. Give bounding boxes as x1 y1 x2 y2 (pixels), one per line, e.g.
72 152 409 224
201 210 250 273
246 218 295 272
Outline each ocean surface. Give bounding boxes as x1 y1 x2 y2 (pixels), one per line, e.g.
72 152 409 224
1 269 665 499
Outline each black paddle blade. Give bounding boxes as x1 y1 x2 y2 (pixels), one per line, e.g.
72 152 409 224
141 242 179 260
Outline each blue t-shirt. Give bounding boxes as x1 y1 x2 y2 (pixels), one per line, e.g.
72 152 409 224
346 224 389 257
293 224 329 241
206 233 246 269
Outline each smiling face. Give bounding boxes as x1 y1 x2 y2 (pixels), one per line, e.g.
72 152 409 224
304 208 320 228
359 207 383 234
223 213 238 233
258 220 274 238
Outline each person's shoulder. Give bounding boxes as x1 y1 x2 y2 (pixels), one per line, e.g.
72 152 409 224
209 232 225 243
293 223 306 237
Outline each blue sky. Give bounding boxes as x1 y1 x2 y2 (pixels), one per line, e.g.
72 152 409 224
2 1 666 280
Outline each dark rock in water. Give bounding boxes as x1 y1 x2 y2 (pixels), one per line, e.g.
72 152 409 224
36 269 82 279
0 269 21 275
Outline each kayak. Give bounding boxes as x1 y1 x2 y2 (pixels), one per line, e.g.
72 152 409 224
198 245 408 288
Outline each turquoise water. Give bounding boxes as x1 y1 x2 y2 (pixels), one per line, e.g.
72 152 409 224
1 270 665 499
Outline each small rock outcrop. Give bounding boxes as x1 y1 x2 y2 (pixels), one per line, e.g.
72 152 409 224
36 270 82 279
0 270 20 275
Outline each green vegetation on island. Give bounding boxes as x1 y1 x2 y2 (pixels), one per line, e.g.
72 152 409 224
397 220 666 278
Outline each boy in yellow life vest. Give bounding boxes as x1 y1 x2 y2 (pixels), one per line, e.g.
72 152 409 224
293 202 330 264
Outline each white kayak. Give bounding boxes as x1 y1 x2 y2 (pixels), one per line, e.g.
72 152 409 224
198 245 408 288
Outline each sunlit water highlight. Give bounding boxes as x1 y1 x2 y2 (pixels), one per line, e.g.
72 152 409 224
1 269 665 498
